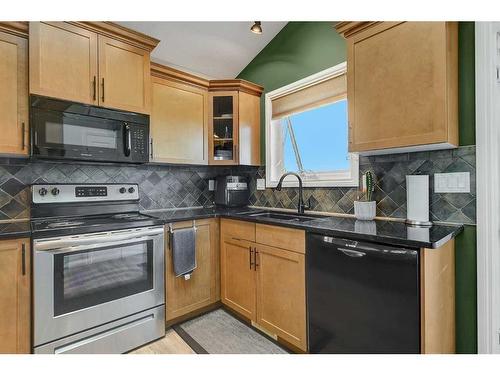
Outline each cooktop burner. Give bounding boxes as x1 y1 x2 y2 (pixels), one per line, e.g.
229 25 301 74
30 183 164 239
31 212 162 238
46 221 85 228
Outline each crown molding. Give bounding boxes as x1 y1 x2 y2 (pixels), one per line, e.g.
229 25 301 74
209 79 264 96
151 62 210 88
68 22 160 51
335 21 380 38
0 22 29 38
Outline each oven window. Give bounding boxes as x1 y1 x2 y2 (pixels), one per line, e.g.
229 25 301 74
53 240 153 316
46 121 118 149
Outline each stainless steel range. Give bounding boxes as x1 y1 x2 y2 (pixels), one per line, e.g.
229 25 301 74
31 183 165 354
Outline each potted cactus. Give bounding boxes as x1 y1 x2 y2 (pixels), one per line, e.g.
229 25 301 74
354 171 376 220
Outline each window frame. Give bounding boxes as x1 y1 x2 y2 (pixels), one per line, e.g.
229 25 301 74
264 62 359 188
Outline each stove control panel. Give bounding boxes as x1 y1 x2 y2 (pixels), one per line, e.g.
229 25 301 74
76 186 107 197
32 184 139 204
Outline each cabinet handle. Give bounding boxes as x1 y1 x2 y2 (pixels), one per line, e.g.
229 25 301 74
249 246 254 269
21 122 25 149
254 247 259 270
101 78 105 102
93 76 97 101
150 138 154 159
21 243 26 276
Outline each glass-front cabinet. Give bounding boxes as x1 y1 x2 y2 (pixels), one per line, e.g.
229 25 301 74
209 91 239 165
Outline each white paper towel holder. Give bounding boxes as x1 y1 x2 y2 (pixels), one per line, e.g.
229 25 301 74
405 174 433 227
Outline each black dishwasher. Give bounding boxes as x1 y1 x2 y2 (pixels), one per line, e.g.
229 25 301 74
307 233 420 353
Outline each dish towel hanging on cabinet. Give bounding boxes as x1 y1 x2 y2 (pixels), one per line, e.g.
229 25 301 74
171 227 197 279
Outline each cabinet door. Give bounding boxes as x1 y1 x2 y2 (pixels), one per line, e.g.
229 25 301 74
0 32 28 155
220 237 256 320
98 35 151 114
0 238 30 353
208 91 239 165
255 244 306 351
238 92 261 166
348 22 458 152
151 77 208 164
29 22 98 105
166 219 219 321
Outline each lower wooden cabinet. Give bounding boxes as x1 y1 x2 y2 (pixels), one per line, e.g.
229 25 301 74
220 219 307 351
165 219 219 322
255 243 306 351
220 237 257 321
0 238 30 354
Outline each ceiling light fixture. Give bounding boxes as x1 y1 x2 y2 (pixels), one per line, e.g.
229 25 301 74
250 21 262 34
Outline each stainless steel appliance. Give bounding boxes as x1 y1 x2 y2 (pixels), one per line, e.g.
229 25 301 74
31 183 165 354
307 233 420 353
214 175 249 207
30 95 149 164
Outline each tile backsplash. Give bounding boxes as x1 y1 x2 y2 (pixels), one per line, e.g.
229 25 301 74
0 159 233 221
0 145 475 225
238 145 476 225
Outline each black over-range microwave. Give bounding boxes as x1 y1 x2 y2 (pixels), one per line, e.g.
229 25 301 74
30 95 149 164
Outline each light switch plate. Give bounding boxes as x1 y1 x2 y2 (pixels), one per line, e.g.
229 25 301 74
208 180 215 191
257 179 266 191
434 172 470 193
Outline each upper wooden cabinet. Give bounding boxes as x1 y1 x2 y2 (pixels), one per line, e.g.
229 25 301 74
30 22 98 105
209 80 263 166
98 35 151 113
151 64 209 164
336 22 458 154
0 25 29 156
29 22 158 114
165 219 219 322
0 238 31 354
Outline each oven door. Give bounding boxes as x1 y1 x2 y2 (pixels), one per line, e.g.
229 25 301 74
31 108 130 163
33 226 164 347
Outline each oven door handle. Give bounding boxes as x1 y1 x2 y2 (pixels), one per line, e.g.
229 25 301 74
35 236 159 254
34 227 164 252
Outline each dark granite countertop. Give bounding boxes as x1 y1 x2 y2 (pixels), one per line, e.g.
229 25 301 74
144 207 463 249
0 221 31 240
0 206 463 248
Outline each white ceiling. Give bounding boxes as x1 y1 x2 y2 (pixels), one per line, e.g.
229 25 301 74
118 22 287 79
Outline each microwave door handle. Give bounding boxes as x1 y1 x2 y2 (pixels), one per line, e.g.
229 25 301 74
123 123 131 157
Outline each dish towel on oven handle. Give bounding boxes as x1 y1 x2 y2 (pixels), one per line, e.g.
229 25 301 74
171 227 197 279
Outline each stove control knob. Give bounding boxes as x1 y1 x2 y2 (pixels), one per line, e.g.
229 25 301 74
39 188 48 196
51 188 60 196
128 187 135 194
119 187 126 194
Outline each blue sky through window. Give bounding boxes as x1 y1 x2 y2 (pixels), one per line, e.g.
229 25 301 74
283 99 349 173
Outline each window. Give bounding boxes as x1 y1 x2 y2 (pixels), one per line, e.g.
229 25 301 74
265 62 358 188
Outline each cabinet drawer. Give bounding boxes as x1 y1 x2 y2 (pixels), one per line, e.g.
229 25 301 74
256 224 305 254
221 218 255 242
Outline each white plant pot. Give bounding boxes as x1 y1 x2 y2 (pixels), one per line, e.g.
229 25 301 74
354 201 376 221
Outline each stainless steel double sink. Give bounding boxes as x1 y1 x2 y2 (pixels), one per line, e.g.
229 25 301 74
238 210 322 223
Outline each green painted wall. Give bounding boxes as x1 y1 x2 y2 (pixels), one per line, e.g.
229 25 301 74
238 22 346 162
459 22 476 146
238 21 478 353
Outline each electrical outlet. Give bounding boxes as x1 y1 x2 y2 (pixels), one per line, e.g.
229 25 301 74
257 179 266 190
208 180 215 191
434 172 470 193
